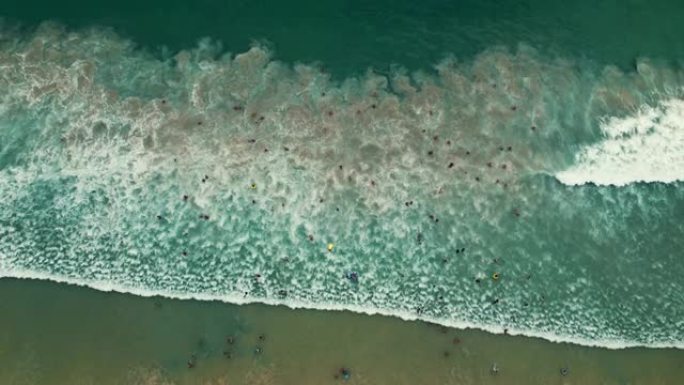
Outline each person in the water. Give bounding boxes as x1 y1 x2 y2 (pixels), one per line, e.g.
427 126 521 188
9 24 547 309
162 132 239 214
346 272 359 283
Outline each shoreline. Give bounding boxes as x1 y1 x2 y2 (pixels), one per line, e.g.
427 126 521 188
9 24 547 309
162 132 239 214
2 271 682 351
2 276 683 385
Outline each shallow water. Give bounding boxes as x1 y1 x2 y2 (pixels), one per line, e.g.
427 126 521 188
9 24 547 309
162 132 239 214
1 0 684 354
1 278 683 385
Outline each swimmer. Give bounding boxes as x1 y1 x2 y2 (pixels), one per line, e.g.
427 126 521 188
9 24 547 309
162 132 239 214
490 363 499 375
560 367 569 376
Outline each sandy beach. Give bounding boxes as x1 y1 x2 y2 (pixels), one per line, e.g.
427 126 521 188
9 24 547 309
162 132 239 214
1 278 682 385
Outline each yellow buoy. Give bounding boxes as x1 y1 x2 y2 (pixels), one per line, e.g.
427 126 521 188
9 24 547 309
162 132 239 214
492 272 500 280
250 183 257 190
327 243 335 252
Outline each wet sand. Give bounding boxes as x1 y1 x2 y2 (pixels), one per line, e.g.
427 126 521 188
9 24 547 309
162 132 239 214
1 277 682 385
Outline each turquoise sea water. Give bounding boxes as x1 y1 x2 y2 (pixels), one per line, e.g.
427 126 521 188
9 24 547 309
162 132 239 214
0 1 683 348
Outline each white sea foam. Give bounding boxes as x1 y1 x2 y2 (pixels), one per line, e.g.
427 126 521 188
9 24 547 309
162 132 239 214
556 98 684 186
2 25 684 354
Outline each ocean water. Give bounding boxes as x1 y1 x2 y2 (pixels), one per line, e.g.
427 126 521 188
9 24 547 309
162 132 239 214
1 0 683 350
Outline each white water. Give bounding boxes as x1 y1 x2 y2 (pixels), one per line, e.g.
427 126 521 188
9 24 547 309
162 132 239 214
556 98 684 186
1 25 684 352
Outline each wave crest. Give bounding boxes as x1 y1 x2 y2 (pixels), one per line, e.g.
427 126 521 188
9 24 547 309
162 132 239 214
556 98 684 186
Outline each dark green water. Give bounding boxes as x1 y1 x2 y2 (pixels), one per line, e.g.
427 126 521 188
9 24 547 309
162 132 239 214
2 0 684 77
1 0 683 350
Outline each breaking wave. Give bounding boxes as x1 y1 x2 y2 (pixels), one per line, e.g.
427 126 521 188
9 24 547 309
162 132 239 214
556 98 684 186
1 23 683 350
